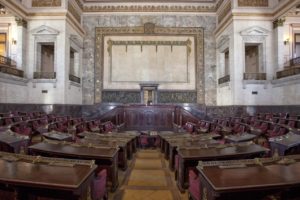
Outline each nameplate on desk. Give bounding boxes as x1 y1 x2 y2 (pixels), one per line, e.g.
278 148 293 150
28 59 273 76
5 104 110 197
219 164 247 169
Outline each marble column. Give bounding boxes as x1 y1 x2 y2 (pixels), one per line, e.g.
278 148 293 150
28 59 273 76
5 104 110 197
273 18 285 71
15 18 27 72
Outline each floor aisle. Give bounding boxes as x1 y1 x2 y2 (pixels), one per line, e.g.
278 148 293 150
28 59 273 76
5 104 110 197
112 149 189 200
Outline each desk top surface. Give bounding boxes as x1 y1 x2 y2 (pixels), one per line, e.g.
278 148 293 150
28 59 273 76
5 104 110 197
269 132 300 148
225 133 257 143
0 152 96 190
0 131 29 144
29 142 118 158
178 143 268 159
198 156 300 192
42 131 73 141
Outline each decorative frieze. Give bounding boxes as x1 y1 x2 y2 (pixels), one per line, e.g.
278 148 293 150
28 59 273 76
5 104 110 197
83 4 216 13
158 91 197 103
32 0 61 7
102 91 140 103
238 0 268 7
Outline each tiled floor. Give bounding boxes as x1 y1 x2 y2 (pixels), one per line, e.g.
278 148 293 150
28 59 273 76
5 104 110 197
111 149 188 200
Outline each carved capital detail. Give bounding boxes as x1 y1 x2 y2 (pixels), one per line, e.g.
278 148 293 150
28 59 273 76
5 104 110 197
273 18 285 29
15 18 27 28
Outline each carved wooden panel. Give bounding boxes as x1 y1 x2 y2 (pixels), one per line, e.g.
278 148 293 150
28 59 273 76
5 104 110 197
124 105 175 131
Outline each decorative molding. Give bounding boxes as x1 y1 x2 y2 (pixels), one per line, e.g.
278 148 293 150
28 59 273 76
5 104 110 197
70 34 83 48
68 2 81 23
242 80 268 89
15 17 27 28
95 23 204 104
0 72 29 86
238 0 268 7
216 35 229 51
31 79 57 88
32 0 62 7
158 91 197 103
240 26 269 42
102 90 140 103
83 4 217 12
75 0 84 10
31 25 60 36
271 74 300 88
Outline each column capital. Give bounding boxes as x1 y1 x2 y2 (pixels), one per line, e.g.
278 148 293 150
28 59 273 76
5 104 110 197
15 17 27 28
273 18 285 29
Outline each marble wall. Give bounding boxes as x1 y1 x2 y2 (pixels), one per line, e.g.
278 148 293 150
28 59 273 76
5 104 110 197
82 14 217 105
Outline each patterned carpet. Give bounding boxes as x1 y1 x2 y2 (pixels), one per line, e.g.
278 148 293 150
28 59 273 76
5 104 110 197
112 149 188 200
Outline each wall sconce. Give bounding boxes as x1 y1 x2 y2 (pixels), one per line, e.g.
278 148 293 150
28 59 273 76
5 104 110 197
284 38 289 45
11 38 17 45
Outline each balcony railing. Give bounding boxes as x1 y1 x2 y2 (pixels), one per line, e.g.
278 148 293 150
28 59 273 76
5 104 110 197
69 74 81 84
276 67 300 79
0 65 24 77
0 56 23 78
290 57 300 66
218 75 230 84
33 72 56 79
0 55 12 66
243 73 266 80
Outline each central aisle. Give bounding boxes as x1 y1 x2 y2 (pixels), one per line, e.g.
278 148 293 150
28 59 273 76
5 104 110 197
113 149 188 200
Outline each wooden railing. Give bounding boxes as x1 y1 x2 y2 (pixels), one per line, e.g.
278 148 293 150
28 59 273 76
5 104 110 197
69 74 80 84
0 55 23 77
218 75 230 84
243 73 266 80
33 72 56 79
276 67 300 79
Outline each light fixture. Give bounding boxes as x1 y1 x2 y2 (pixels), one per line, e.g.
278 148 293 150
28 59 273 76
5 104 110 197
12 38 17 45
284 38 289 45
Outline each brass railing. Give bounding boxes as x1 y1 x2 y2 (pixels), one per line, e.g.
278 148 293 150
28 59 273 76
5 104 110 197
69 74 81 84
218 75 230 84
276 67 300 79
33 72 56 79
243 73 266 80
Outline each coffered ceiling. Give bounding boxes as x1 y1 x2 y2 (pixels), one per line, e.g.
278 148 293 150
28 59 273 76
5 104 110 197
83 0 216 3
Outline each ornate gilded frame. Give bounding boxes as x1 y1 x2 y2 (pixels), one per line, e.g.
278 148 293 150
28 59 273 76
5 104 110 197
94 23 204 103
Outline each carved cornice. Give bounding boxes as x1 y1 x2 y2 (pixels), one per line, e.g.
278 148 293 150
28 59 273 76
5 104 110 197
218 1 231 24
95 23 204 103
32 0 62 7
83 4 217 12
68 2 81 23
238 0 268 7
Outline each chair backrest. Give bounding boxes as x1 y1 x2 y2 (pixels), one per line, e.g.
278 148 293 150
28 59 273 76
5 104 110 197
0 141 14 153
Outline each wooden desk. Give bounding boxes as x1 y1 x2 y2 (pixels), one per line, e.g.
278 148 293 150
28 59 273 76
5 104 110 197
168 139 220 171
0 151 96 200
79 131 136 160
225 133 257 143
79 137 128 170
269 132 300 156
28 141 119 192
0 131 29 153
196 155 300 200
177 142 269 192
42 131 73 141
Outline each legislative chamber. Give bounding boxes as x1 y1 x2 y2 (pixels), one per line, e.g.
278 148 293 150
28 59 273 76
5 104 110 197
1 0 300 199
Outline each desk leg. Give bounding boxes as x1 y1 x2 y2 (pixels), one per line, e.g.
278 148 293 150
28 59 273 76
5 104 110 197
169 146 175 171
127 143 133 160
177 156 186 193
161 139 165 153
111 154 119 192
164 142 169 160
